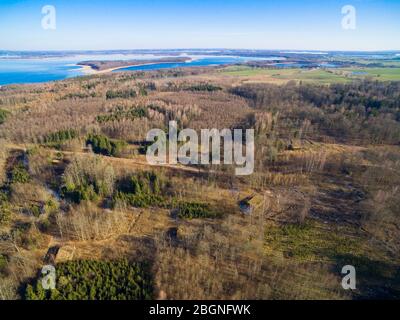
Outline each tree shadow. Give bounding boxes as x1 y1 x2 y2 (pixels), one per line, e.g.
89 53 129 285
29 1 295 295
333 253 400 300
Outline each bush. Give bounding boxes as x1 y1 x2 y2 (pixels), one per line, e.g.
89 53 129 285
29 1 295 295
113 171 169 208
44 199 59 215
0 190 11 225
62 156 115 203
176 202 218 219
119 172 165 195
11 164 30 184
56 201 130 240
28 204 42 217
138 84 148 96
0 109 9 124
0 202 11 225
62 184 98 203
25 260 153 300
11 221 44 250
0 254 8 274
86 134 126 157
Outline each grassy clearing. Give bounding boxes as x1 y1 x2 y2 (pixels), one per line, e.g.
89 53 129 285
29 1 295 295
220 66 350 83
339 67 400 81
220 66 400 83
264 219 400 299
329 57 400 68
264 220 364 262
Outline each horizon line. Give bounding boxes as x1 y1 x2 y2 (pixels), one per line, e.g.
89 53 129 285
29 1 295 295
1 48 400 53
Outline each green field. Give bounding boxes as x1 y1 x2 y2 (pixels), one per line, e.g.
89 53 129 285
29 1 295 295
220 65 400 83
339 67 400 81
327 56 400 68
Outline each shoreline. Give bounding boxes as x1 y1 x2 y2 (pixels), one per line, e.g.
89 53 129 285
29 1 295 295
78 59 194 75
78 64 147 75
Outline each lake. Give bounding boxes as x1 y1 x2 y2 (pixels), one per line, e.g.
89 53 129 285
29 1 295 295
0 54 282 86
116 56 272 72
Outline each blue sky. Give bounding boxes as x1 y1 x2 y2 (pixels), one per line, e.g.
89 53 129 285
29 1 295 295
0 0 399 51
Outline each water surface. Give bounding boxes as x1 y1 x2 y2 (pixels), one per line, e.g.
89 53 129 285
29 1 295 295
0 54 279 86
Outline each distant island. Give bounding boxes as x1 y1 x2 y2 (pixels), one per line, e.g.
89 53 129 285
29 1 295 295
77 56 192 73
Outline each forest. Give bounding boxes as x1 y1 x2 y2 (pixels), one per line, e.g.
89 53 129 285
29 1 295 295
0 65 399 300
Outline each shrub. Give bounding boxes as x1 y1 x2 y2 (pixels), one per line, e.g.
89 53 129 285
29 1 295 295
25 260 153 300
29 204 42 217
62 156 115 203
11 164 30 184
10 182 56 217
0 254 7 274
0 202 11 225
55 201 130 240
138 84 148 96
86 134 126 157
44 199 59 215
113 171 169 208
0 109 10 124
0 190 10 222
26 147 56 183
176 202 218 219
120 171 165 195
0 140 7 185
62 183 98 203
11 221 44 250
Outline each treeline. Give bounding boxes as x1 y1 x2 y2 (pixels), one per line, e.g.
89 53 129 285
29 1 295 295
105 84 152 100
184 83 222 92
96 106 148 123
230 80 400 144
60 92 96 100
106 89 137 100
43 129 78 144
